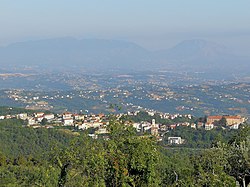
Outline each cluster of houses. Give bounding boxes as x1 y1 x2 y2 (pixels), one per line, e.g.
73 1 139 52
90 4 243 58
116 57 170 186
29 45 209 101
0 111 109 131
127 112 247 145
0 110 247 145
165 115 247 145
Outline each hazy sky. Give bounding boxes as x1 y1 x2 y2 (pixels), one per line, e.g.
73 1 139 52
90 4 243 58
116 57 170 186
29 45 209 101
1 0 250 53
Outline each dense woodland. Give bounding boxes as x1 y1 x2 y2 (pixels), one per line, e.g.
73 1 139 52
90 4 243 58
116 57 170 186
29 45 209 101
0 117 250 186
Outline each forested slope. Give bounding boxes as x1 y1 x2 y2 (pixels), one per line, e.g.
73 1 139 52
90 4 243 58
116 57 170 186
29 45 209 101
0 118 249 186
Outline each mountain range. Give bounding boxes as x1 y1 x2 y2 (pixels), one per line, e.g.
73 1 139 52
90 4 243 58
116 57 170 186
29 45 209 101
0 37 249 75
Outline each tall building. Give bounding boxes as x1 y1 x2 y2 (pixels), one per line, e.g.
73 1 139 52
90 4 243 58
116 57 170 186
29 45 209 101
151 119 158 136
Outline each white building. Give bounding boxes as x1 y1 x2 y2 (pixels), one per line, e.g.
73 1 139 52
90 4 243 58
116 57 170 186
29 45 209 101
205 123 214 130
17 113 28 120
78 123 88 130
168 137 183 144
229 123 240 130
63 112 72 120
28 117 36 125
37 116 44 122
44 114 55 120
190 123 196 129
34 112 44 118
132 123 141 132
96 127 108 134
140 122 151 132
63 118 74 126
147 111 155 116
88 134 98 139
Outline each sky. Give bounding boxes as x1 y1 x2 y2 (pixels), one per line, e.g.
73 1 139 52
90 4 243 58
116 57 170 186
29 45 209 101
1 0 250 53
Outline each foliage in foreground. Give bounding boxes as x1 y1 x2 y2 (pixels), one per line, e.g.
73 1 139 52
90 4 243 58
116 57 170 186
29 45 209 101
0 119 249 186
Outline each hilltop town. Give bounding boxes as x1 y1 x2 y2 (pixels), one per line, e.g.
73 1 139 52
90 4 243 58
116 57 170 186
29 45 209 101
1 106 247 146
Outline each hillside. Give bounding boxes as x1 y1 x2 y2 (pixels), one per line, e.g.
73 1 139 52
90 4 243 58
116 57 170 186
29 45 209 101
0 118 249 186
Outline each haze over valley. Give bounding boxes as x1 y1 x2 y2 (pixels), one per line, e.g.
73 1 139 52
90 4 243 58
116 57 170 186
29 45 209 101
0 37 249 117
0 37 249 80
1 1 250 186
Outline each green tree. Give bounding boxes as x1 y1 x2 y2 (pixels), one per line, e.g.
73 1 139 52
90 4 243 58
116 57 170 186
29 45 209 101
191 148 235 186
0 152 7 166
41 118 48 126
214 117 227 127
225 126 250 187
162 151 195 186
54 134 106 187
105 120 162 186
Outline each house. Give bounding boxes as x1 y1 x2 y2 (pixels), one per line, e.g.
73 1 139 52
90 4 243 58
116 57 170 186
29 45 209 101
36 116 44 122
168 137 184 145
78 123 88 130
17 113 28 120
205 123 214 130
180 122 190 127
90 122 103 128
96 127 109 134
132 123 141 132
190 123 196 129
88 134 98 139
44 114 55 120
140 122 151 132
73 114 81 120
34 112 44 118
27 117 36 125
63 118 74 126
63 112 72 120
169 124 176 130
5 115 15 119
229 123 240 130
224 116 246 126
77 115 85 120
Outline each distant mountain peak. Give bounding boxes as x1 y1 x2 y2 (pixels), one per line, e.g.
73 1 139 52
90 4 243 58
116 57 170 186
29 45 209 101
0 37 249 75
0 37 151 71
177 39 210 47
171 39 228 54
155 39 231 62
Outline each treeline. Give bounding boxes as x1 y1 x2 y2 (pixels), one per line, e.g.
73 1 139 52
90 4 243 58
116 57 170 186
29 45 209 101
0 119 250 186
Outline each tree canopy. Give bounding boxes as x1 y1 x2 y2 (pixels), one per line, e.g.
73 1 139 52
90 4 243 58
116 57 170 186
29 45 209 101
0 118 249 186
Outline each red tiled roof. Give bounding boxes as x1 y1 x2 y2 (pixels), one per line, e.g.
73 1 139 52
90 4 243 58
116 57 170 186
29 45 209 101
207 116 222 119
208 115 242 120
224 116 241 119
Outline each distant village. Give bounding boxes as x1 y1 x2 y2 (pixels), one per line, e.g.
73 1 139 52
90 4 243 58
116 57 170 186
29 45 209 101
0 108 247 145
